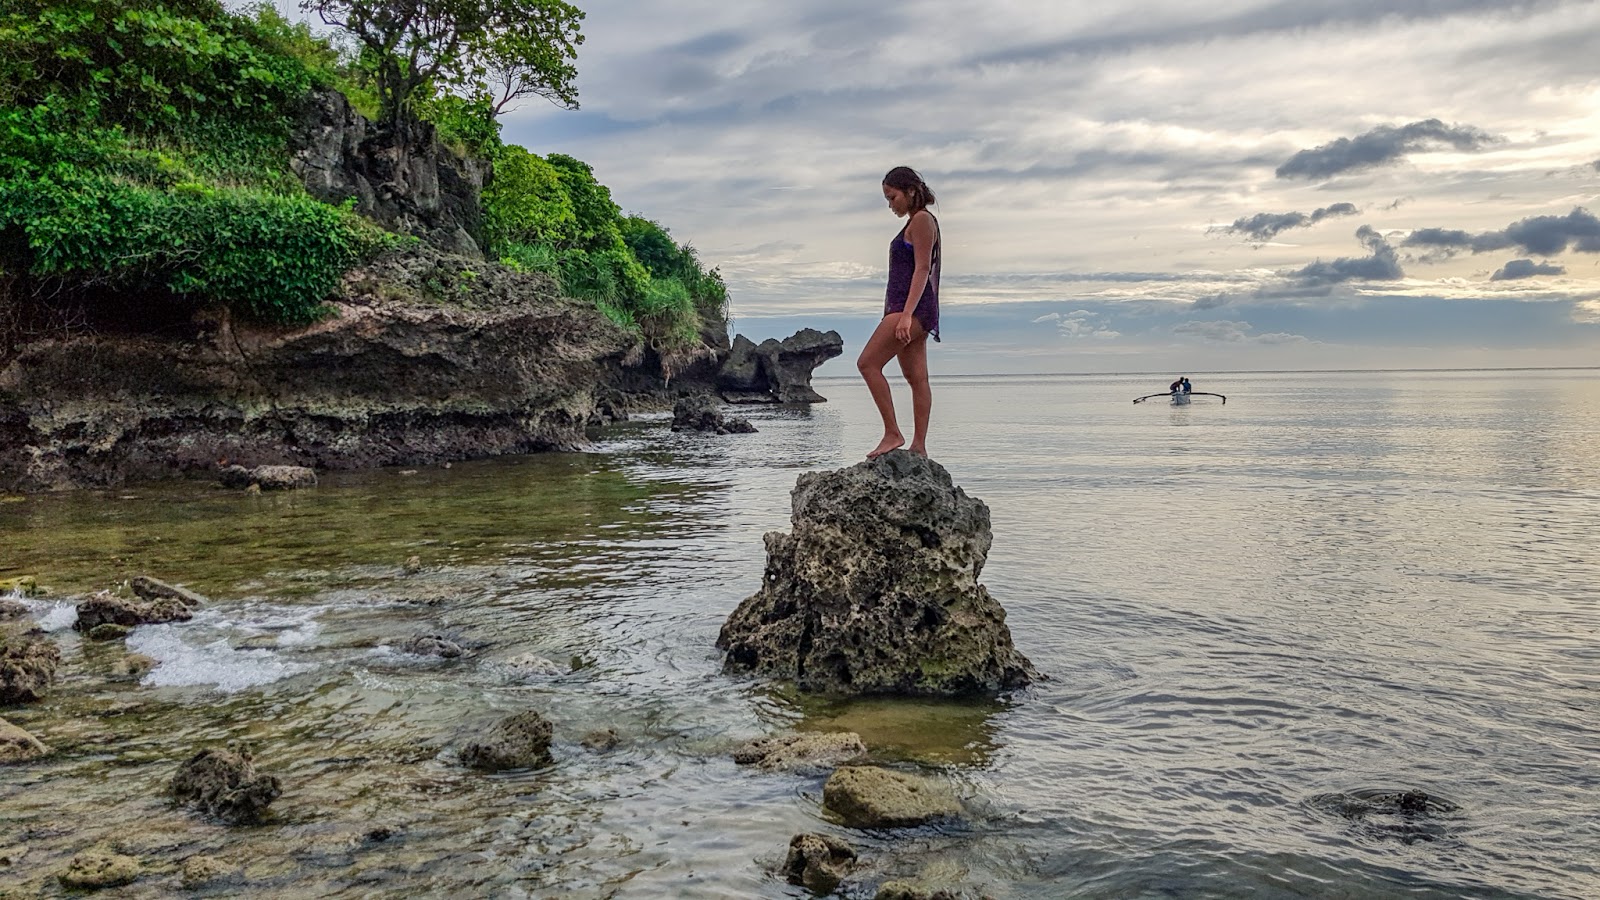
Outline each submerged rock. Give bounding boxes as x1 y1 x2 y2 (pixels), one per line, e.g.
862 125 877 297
129 575 208 608
580 728 621 752
733 732 867 774
74 590 193 631
180 854 238 889
718 451 1037 696
875 882 966 900
0 600 29 620
109 653 157 682
219 463 318 491
59 848 142 889
821 766 960 829
783 832 858 894
505 653 568 678
86 623 132 642
0 716 48 763
399 633 464 658
459 711 554 771
171 746 283 824
671 394 757 434
0 631 59 705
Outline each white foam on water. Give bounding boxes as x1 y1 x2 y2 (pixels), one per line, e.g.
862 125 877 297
17 598 78 633
128 624 313 692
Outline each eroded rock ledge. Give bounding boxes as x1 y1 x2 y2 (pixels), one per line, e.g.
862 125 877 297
717 451 1038 696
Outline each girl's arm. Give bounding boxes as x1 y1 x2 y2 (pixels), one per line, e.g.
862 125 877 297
896 211 936 341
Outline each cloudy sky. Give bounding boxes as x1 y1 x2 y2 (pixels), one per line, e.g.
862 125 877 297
446 2 1600 373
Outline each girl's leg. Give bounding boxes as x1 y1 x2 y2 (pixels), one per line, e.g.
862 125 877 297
857 315 907 458
896 333 931 455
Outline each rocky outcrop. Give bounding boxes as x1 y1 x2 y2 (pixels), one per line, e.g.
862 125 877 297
671 394 756 434
0 716 48 763
0 632 59 705
74 591 193 632
171 746 283 824
821 766 960 829
460 711 554 771
0 248 635 492
717 329 843 403
733 732 867 774
783 833 858 894
718 451 1037 696
290 87 488 258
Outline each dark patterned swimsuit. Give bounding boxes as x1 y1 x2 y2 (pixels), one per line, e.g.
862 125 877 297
884 212 941 342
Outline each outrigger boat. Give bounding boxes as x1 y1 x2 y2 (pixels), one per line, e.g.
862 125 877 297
1133 390 1226 405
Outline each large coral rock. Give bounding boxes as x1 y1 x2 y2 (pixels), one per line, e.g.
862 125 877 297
459 711 554 771
718 451 1037 696
74 591 192 632
59 849 141 890
783 833 858 894
717 329 843 403
822 766 960 828
0 631 59 705
171 746 283 824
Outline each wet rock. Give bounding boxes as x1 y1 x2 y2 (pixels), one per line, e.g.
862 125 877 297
0 576 39 597
718 451 1038 696
59 848 141 889
734 732 867 774
0 843 29 868
718 329 844 403
109 653 157 682
671 394 757 434
506 653 568 678
402 555 425 575
171 746 283 824
1307 787 1463 844
180 854 237 889
220 464 317 491
129 575 208 608
74 590 193 631
783 832 858 894
399 633 463 658
581 728 621 752
0 600 29 620
0 716 48 763
875 882 965 900
0 631 59 704
86 623 132 641
459 711 554 771
822 766 960 828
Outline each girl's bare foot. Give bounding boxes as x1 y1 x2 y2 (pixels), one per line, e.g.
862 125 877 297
907 443 927 457
867 434 905 459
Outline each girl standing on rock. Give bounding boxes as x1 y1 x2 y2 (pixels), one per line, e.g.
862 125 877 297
859 166 941 459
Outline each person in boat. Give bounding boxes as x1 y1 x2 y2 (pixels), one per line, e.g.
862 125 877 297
859 166 941 459
1180 377 1192 394
1169 376 1185 393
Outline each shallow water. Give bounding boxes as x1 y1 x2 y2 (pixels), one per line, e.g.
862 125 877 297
3 369 1599 898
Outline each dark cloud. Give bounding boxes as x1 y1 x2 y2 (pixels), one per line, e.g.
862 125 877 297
1491 259 1566 281
1275 119 1501 180
1403 207 1600 257
1216 202 1359 242
1290 225 1404 284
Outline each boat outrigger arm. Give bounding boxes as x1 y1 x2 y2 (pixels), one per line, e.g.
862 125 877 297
1132 391 1227 404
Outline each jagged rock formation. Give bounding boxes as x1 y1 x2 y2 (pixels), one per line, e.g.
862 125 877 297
783 833 858 894
718 450 1037 696
459 711 554 771
0 631 59 705
671 394 756 434
718 329 843 403
74 591 194 632
291 87 488 258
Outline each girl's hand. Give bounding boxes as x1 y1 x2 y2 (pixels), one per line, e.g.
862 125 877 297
895 312 915 342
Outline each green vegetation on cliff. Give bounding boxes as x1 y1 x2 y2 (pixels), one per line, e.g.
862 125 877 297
0 0 725 357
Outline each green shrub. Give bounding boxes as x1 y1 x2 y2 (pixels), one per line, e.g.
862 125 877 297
499 241 562 282
484 146 576 252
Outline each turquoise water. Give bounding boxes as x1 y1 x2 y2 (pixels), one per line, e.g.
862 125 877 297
3 369 1598 897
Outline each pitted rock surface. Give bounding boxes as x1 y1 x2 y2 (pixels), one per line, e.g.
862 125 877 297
783 832 857 894
459 711 554 771
74 591 193 632
0 632 59 705
733 732 867 774
822 765 960 828
717 450 1037 696
171 746 282 824
0 716 48 763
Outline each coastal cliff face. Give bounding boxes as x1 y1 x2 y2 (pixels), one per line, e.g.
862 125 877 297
0 251 634 492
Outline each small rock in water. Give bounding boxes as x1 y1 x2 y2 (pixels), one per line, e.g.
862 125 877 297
0 716 49 763
459 711 554 771
733 732 867 774
59 848 141 889
822 765 961 829
109 653 157 682
400 634 464 658
74 590 193 631
874 881 966 900
505 653 567 678
782 832 857 894
580 728 621 752
129 575 208 609
219 463 317 491
86 623 132 642
0 600 29 620
0 632 60 705
671 394 757 435
180 855 236 889
0 576 39 597
402 556 424 575
171 745 283 824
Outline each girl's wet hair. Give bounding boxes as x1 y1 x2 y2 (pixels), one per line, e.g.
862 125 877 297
883 166 936 210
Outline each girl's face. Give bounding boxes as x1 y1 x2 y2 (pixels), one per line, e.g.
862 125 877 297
882 184 911 217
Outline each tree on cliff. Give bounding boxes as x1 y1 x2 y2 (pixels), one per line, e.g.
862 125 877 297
302 0 584 125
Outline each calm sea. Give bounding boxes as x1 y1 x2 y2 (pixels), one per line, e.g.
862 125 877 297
3 368 1598 898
